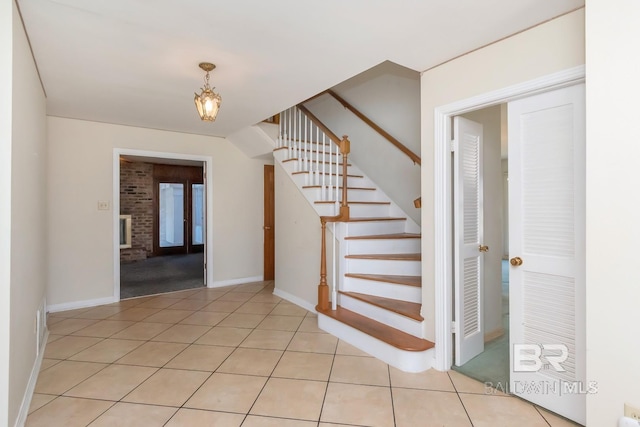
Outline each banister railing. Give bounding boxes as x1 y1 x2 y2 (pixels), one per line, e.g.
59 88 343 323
325 90 421 165
278 106 351 311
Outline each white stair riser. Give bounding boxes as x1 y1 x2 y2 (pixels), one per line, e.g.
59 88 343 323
342 277 421 303
317 313 433 373
280 159 353 175
315 203 390 217
292 173 367 188
346 258 421 275
302 188 378 202
344 220 406 236
346 238 421 254
339 294 423 338
280 141 333 152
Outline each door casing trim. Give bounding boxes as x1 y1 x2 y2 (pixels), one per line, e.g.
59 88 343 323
113 148 214 301
433 65 585 371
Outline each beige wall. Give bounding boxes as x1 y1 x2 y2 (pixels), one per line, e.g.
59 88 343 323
274 162 334 309
462 106 504 338
305 63 422 224
585 1 640 425
420 9 585 341
47 117 268 307
0 0 12 421
6 1 48 424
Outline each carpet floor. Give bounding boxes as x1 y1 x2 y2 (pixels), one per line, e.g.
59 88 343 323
120 253 205 299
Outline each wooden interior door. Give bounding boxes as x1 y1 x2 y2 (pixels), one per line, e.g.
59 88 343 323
263 165 275 280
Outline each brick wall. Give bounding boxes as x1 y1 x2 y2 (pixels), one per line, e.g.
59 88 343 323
120 160 153 262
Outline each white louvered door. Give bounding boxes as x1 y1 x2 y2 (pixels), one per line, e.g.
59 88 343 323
508 84 585 425
453 116 485 366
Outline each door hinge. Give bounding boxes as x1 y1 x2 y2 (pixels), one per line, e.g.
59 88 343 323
450 140 458 152
451 320 457 334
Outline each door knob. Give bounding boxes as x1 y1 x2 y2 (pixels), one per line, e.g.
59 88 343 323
510 257 523 266
479 245 489 252
263 226 272 230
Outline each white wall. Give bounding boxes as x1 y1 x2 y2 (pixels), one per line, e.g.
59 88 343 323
47 117 268 307
305 62 422 224
462 106 503 338
6 1 48 425
274 162 334 310
585 1 640 425
0 0 12 422
420 9 585 341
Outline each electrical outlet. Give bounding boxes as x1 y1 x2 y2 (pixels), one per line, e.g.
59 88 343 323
97 201 110 210
625 403 640 421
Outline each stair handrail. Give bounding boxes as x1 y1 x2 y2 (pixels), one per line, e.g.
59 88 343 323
325 90 421 165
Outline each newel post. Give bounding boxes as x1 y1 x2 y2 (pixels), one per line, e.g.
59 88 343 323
317 218 329 311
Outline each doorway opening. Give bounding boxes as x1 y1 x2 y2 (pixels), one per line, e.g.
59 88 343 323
451 104 510 387
117 154 207 299
435 69 586 424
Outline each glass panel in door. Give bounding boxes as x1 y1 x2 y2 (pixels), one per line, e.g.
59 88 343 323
159 183 185 248
192 183 204 245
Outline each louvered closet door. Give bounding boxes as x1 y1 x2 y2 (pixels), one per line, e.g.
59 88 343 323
508 84 585 425
453 116 485 366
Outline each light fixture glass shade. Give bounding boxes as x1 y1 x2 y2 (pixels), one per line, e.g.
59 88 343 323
194 88 221 122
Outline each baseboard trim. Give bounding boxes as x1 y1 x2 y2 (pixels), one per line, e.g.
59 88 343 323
484 327 505 343
47 296 117 313
272 288 317 313
209 275 263 288
14 330 49 427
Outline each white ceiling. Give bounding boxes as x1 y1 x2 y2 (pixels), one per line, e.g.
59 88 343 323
18 0 584 138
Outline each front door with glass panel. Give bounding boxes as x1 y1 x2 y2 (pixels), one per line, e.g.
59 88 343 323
154 165 204 256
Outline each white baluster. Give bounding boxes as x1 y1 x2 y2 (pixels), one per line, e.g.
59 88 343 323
336 152 342 214
302 114 309 171
332 222 337 310
287 108 292 159
321 133 326 200
314 125 320 185
333 141 340 215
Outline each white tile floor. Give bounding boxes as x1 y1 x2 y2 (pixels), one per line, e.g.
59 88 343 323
28 281 580 426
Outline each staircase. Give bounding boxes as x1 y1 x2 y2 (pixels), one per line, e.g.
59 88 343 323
273 106 434 372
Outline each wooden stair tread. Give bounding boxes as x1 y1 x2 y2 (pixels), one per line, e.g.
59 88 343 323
316 306 433 351
346 253 421 261
302 185 374 190
339 291 423 321
346 217 406 222
345 233 421 240
345 273 421 287
315 201 390 205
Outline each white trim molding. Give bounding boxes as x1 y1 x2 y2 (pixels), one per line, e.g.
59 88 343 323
48 296 117 313
14 331 49 427
112 148 215 301
272 288 317 313
433 65 585 371
210 275 264 288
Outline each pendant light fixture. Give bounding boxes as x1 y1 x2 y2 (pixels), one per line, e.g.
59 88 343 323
194 62 222 122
